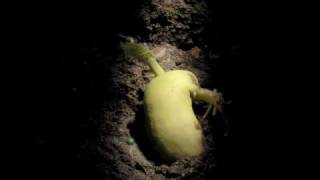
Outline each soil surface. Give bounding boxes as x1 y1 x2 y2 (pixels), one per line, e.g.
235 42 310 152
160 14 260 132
80 0 237 179
88 1 231 179
31 0 239 179
96 42 221 179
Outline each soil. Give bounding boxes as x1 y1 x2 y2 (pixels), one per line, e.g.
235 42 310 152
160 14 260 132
96 43 221 180
31 0 239 179
89 1 230 179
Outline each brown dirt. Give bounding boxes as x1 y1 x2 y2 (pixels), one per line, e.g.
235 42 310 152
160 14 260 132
30 0 237 179
140 0 210 48
86 1 234 179
96 42 223 179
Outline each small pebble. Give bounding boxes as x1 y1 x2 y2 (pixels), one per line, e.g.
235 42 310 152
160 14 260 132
127 137 135 145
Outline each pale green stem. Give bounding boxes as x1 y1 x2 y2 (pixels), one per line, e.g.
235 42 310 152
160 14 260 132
121 42 165 76
144 57 165 76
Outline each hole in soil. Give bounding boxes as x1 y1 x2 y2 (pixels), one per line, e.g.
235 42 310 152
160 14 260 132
178 42 195 51
137 89 144 102
127 105 165 165
150 16 170 27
